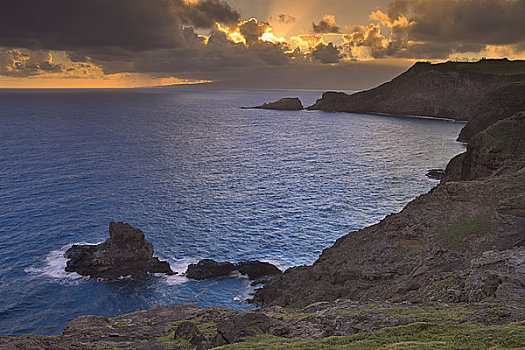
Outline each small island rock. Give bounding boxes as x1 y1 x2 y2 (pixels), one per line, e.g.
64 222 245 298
64 221 174 279
246 97 304 110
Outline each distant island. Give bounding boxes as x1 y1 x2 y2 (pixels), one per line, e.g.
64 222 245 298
3 58 524 349
243 97 304 110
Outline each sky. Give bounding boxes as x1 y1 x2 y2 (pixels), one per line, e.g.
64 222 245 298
1 0 524 89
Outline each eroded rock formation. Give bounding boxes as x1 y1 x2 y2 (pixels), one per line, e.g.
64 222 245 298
65 222 174 279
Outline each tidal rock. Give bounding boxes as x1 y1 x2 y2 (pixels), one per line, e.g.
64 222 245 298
247 97 303 110
426 168 445 180
185 259 235 280
236 261 282 279
64 222 174 279
185 259 281 280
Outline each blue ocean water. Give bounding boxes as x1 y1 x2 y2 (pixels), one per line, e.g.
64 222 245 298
0 88 465 336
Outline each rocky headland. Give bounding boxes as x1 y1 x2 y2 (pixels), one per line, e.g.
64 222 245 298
3 59 524 349
307 59 525 142
245 97 304 110
64 221 174 279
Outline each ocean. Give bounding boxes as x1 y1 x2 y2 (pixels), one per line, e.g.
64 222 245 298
0 88 465 336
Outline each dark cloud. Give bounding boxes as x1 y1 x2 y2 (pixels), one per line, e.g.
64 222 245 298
311 42 344 63
239 19 270 44
408 0 525 46
180 0 241 28
0 0 240 52
375 0 525 49
312 15 340 33
278 14 296 24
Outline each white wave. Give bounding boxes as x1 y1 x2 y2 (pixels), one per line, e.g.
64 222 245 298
233 279 256 302
168 257 199 274
24 241 100 282
163 274 190 285
258 258 285 271
160 257 199 286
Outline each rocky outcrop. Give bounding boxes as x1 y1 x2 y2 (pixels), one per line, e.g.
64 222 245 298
184 259 281 280
65 222 174 279
307 59 525 142
457 83 525 142
247 97 304 110
2 301 523 349
255 113 525 308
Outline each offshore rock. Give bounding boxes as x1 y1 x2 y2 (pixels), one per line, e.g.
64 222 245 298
65 222 174 279
185 259 281 280
248 97 303 110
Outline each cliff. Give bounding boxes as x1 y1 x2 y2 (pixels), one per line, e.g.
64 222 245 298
254 112 525 308
308 59 525 142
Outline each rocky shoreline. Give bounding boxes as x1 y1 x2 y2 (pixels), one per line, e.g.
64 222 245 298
2 59 524 349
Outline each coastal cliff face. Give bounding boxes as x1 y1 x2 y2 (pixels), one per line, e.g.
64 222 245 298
308 60 525 142
255 112 525 308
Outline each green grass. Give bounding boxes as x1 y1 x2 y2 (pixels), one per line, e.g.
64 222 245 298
156 331 192 349
437 215 492 249
216 322 525 349
170 319 218 337
336 303 487 322
453 60 525 75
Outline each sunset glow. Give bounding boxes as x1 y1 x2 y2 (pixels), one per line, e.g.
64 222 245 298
1 0 524 88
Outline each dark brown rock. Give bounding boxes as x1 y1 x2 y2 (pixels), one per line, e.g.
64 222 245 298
184 259 281 280
184 259 235 280
64 222 174 279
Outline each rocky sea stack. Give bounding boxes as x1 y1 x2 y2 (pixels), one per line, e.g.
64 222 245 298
64 222 174 279
247 97 304 110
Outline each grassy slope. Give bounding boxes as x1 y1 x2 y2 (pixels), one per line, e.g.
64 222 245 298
217 322 525 350
451 59 525 76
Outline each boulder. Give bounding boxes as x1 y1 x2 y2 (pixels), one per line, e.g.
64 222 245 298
247 97 303 110
236 261 282 279
64 222 174 279
185 259 281 280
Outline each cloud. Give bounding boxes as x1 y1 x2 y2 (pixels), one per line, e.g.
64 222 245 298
278 14 296 24
0 48 63 77
312 15 340 34
311 42 344 63
0 0 240 53
1 0 524 86
365 0 525 58
239 18 271 44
